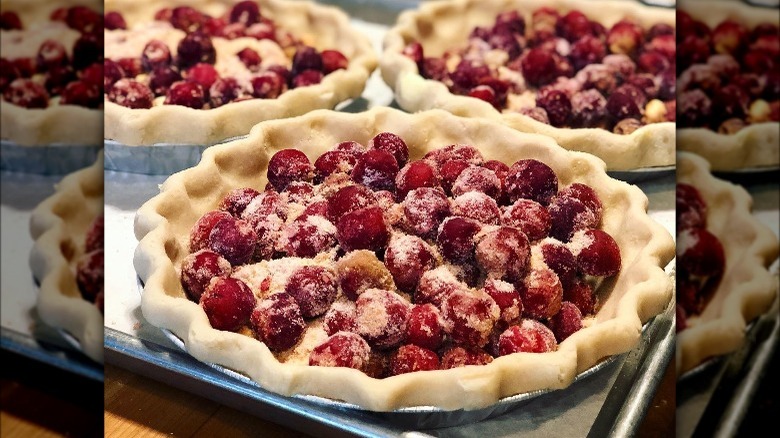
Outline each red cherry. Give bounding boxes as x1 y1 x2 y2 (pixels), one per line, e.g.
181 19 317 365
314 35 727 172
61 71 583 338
475 226 530 282
517 267 563 320
267 149 313 191
180 249 232 302
76 249 103 302
548 301 583 342
336 206 390 252
251 292 306 351
390 345 440 375
322 301 357 336
352 149 400 192
441 289 500 348
483 278 522 323
200 277 256 332
321 50 348 74
452 192 501 225
505 159 558 206
571 229 622 277
497 319 557 355
309 332 371 371
356 289 411 350
384 235 436 293
207 217 257 265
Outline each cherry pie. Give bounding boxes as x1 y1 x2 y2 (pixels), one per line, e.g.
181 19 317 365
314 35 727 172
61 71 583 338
676 152 778 375
381 0 675 170
676 2 780 171
0 0 102 145
134 108 674 410
103 0 377 146
29 151 104 363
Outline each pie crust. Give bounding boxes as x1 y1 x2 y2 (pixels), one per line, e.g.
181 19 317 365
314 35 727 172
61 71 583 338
676 151 779 375
380 0 675 171
676 1 780 171
103 0 378 146
0 0 103 146
29 151 104 363
133 107 674 411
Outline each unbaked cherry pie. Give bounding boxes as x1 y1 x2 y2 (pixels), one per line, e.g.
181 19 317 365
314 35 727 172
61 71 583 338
380 0 676 170
103 0 377 146
675 3 779 171
0 0 103 145
134 108 674 410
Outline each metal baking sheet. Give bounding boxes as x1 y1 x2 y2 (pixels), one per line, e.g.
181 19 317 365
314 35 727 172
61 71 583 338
0 170 103 381
104 165 676 435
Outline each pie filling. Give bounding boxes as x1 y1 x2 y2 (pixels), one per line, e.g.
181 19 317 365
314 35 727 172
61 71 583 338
178 133 622 377
400 7 675 134
1 5 103 109
677 10 779 133
76 214 104 314
103 1 350 110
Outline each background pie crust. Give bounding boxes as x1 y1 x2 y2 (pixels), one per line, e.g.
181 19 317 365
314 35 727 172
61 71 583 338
29 151 104 363
0 0 103 146
380 0 675 171
676 0 780 171
103 0 378 146
133 107 674 411
676 151 779 375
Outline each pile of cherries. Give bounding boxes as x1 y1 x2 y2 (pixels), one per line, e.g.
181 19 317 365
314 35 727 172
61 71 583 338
1 6 103 109
104 1 349 110
677 11 779 132
76 214 104 314
402 8 676 134
179 132 622 377
675 184 725 332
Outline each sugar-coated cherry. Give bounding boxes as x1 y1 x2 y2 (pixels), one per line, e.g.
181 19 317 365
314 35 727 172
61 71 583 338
502 199 551 241
229 1 261 26
0 11 22 30
200 277 256 332
323 300 358 336
538 239 577 290
436 216 481 263
104 11 127 30
309 331 371 371
505 159 558 206
390 345 440 375
277 214 336 258
327 185 377 222
356 288 411 350
564 277 595 315
451 166 501 199
440 346 493 369
336 206 390 252
148 66 182 96
452 191 501 225
219 187 261 217
497 319 557 355
208 216 257 266
414 266 463 307
384 235 436 293
180 249 232 302
267 149 313 192
164 81 206 109
548 195 598 242
351 149 400 192
441 289 500 348
284 265 338 318
190 210 233 252
85 215 103 253
141 40 172 72
209 77 244 108
406 303 444 350
314 150 357 181
548 301 583 342
292 69 323 88
59 81 101 108
395 161 439 200
251 292 306 351
483 278 522 323
677 228 725 278
37 40 69 72
475 226 530 282
423 144 484 168
438 160 470 195
185 63 220 90
571 229 621 277
517 267 563 320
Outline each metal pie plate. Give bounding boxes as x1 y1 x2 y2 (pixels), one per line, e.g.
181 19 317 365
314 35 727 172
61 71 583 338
159 326 619 428
607 165 676 184
104 135 247 175
0 140 101 175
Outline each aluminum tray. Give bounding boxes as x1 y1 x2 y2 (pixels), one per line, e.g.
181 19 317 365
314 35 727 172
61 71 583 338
0 140 101 175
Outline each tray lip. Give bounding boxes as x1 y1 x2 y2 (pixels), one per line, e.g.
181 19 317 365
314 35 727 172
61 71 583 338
0 326 104 382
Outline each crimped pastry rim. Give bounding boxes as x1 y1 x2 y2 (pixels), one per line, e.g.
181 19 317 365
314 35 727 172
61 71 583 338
28 150 104 363
676 0 780 171
133 107 674 411
0 0 103 146
379 0 675 171
676 151 779 376
103 0 378 146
